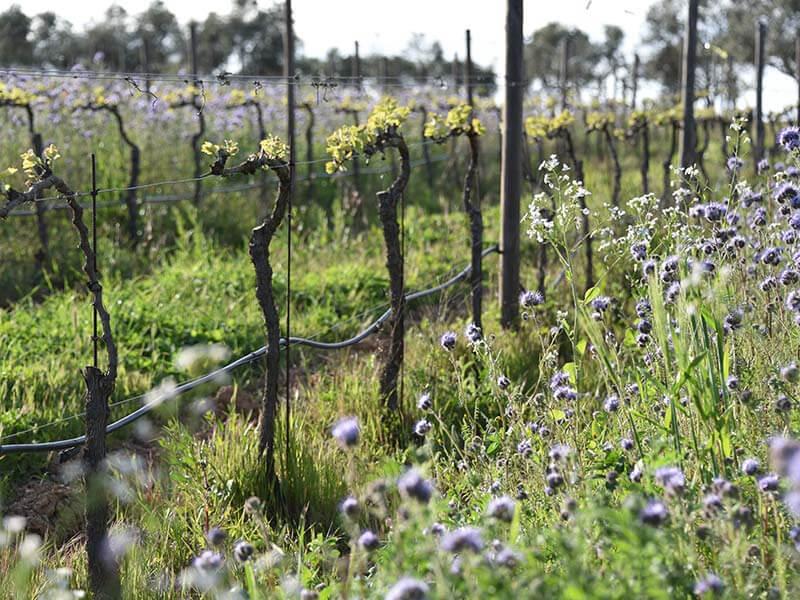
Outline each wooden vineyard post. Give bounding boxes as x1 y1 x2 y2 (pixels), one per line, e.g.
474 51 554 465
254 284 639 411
500 0 523 328
679 0 698 175
466 30 474 107
284 0 296 473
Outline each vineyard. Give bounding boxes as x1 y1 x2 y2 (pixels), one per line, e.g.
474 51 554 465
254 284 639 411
3 0 800 598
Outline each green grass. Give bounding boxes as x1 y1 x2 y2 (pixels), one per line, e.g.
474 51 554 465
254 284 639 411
2 113 800 598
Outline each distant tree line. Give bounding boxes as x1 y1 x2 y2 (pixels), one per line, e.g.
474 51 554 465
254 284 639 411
0 0 496 95
525 0 800 105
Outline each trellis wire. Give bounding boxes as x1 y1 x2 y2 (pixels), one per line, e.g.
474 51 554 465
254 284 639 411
5 153 450 217
0 245 498 455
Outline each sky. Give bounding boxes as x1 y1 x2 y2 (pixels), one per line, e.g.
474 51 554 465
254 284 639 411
14 0 799 110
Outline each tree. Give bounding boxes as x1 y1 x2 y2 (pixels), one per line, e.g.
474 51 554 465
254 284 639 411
524 23 598 91
132 1 182 71
0 6 34 65
640 0 685 95
31 12 82 68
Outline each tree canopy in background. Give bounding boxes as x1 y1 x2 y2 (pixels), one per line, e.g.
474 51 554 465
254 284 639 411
1 0 798 103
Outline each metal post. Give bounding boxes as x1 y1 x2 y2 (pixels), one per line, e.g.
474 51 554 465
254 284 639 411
632 53 640 110
679 0 698 171
189 22 198 75
500 0 523 328
465 29 474 107
452 53 460 95
755 18 766 165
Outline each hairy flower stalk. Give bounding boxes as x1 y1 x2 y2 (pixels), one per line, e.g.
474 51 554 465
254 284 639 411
1 146 121 599
204 137 292 483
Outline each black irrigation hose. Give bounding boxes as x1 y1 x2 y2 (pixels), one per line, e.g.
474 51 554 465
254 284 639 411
0 245 498 455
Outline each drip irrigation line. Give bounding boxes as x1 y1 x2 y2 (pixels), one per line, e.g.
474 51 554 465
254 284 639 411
5 153 449 217
0 293 401 445
0 245 498 454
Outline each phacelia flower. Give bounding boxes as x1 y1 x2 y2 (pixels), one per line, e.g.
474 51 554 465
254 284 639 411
778 126 800 152
440 527 484 553
398 469 434 504
486 496 516 522
331 416 360 449
440 331 457 350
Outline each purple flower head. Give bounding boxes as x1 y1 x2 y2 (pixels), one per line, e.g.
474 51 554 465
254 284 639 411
604 395 620 413
782 269 800 286
550 370 571 390
742 458 760 476
520 289 544 308
549 443 571 462
704 202 727 222
233 540 254 563
386 577 429 600
590 295 611 312
757 473 780 492
778 126 800 152
757 158 770 174
465 322 482 343
340 496 359 518
620 437 635 451
726 156 744 172
786 290 800 312
517 438 532 457
331 416 360 449
497 374 511 390
636 298 651 318
693 573 724 596
398 468 434 504
554 385 577 401
631 241 648 261
761 247 782 266
440 331 457 350
775 182 800 206
654 466 685 495
193 549 224 572
414 419 432 437
358 530 380 551
440 526 484 553
417 392 432 411
781 362 799 382
206 526 227 547
486 496 516 522
639 499 669 526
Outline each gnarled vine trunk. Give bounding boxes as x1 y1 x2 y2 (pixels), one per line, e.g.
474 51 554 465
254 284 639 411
110 107 141 246
249 166 292 482
2 174 122 599
602 125 621 207
377 137 410 413
662 123 678 208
